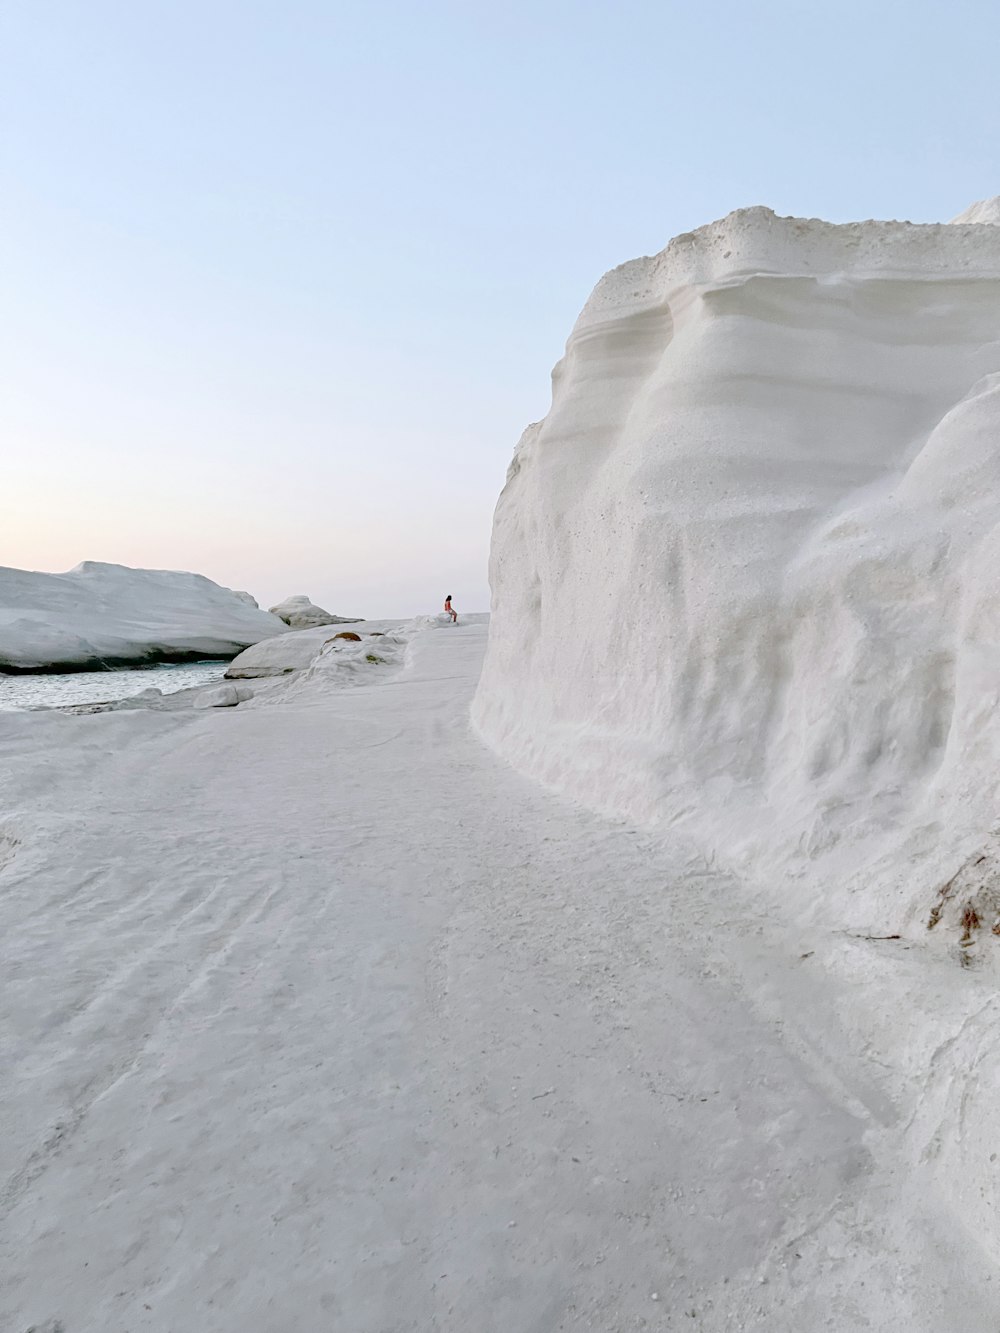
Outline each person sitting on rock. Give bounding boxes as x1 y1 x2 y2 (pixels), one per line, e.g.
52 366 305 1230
444 594 457 623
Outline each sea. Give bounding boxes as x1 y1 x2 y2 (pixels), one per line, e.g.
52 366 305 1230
0 660 229 711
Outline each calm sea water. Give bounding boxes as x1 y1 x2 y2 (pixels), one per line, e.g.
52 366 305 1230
0 660 229 711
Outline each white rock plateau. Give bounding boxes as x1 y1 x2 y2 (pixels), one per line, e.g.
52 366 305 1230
0 562 287 672
474 204 1000 935
268 594 361 629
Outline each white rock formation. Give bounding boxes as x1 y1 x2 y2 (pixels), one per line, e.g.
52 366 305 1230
0 562 288 672
193 683 255 709
474 204 1000 932
950 195 1000 224
227 625 350 677
268 594 361 629
228 622 387 678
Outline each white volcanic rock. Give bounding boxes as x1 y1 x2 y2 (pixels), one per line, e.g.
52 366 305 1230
950 196 1000 224
226 626 331 677
268 594 361 629
227 620 397 678
0 562 288 672
193 683 255 709
474 204 1000 931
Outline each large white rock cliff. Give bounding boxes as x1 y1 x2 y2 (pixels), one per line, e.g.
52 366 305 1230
0 562 287 671
473 204 1000 935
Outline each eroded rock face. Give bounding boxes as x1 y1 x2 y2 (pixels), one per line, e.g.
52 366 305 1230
473 204 1000 919
0 562 288 672
268 595 362 629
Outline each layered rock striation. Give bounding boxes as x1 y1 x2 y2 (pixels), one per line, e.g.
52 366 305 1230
474 204 1000 925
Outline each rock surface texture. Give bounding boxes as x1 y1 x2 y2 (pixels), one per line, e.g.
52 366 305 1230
0 563 287 672
473 204 1000 932
268 594 361 629
227 620 397 677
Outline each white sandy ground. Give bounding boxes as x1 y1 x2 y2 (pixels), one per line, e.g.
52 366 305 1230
2 623 1000 1331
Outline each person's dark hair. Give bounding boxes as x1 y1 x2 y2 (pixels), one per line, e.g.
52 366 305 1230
446 594 452 599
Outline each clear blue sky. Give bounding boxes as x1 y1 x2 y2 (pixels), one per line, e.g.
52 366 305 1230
2 0 997 616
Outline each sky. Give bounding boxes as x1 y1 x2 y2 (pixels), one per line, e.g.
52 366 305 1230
1 0 998 618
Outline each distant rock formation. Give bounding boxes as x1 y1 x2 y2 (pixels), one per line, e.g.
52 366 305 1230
0 562 288 673
268 595 362 629
951 195 1000 224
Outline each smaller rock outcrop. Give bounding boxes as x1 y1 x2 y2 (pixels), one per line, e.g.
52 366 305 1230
227 621 397 678
193 683 255 709
268 595 362 630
